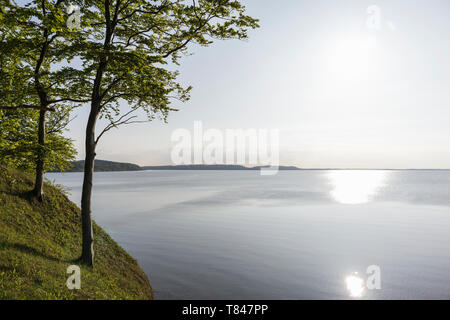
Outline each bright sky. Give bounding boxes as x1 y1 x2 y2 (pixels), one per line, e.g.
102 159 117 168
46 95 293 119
67 0 450 168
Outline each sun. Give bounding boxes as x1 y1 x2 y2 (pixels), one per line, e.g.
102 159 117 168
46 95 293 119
313 30 380 87
326 33 378 82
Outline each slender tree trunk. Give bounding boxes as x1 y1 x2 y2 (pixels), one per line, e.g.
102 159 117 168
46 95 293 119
80 103 99 266
33 19 49 201
33 109 46 201
80 9 113 266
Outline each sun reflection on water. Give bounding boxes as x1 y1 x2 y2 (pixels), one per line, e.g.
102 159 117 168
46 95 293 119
327 170 388 204
345 273 365 298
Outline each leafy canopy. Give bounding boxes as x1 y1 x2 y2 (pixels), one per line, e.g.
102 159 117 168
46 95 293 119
0 109 76 172
0 0 90 172
79 0 259 135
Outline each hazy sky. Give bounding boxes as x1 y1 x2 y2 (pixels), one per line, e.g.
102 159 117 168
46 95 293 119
67 0 450 168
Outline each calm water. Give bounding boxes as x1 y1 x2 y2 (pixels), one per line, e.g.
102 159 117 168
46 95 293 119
46 170 450 299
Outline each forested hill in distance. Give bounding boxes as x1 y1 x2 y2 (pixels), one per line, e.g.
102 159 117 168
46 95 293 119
141 165 301 170
50 160 301 172
49 160 142 172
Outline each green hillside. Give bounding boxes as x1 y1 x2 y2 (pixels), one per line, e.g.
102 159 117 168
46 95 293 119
0 166 152 299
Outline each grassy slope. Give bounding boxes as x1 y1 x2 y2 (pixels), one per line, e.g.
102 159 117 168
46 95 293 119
0 166 153 299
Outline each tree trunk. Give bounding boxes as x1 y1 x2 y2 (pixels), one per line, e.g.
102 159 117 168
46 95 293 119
33 109 46 201
80 104 99 267
80 16 112 266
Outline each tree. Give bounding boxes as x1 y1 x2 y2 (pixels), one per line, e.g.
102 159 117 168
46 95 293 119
0 0 91 200
77 0 258 266
0 108 77 173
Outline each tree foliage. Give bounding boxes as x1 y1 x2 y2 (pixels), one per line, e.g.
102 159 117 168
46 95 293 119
0 0 90 187
0 109 76 172
0 0 92 110
78 0 259 130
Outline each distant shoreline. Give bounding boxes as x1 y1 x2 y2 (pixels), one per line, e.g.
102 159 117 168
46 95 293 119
48 160 450 172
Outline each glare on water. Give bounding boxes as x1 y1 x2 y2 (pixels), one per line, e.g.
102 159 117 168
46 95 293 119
345 274 365 298
327 170 388 204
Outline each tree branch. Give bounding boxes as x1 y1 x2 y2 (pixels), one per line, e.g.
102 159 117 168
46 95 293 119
0 105 55 112
95 109 146 144
48 98 91 104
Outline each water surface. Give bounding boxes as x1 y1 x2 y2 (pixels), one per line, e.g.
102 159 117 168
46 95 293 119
47 170 450 299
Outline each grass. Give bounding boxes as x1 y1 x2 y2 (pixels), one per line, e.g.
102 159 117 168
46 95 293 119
0 165 153 299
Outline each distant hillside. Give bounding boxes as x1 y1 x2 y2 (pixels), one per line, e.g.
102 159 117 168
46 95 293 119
51 161 301 172
142 164 248 170
142 164 301 170
50 160 142 172
253 165 300 170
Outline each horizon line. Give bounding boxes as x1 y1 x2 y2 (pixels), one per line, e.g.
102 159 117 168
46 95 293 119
72 159 450 170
